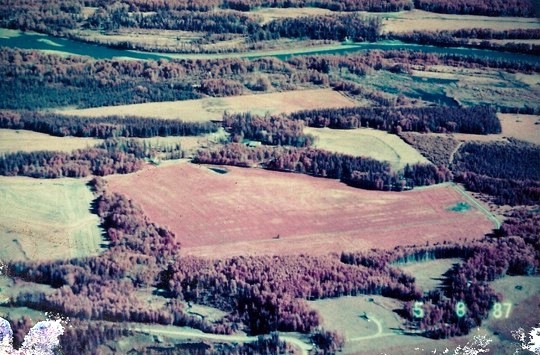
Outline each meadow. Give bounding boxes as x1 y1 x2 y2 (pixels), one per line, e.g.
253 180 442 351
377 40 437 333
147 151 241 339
305 126 430 169
0 129 102 153
59 89 356 121
0 177 104 261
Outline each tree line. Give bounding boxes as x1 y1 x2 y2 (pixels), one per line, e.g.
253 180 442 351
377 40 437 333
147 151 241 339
194 143 451 190
88 4 260 34
412 0 536 17
223 112 314 147
288 105 501 134
0 110 219 138
391 30 540 55
222 0 413 12
253 14 381 42
0 139 148 178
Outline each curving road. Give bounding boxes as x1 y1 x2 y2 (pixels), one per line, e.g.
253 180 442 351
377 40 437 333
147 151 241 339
131 325 313 355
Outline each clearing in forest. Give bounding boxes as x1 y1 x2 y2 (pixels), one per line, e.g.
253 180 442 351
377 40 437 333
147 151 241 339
396 258 460 292
305 127 430 170
0 129 102 153
106 162 493 258
0 177 104 261
309 295 403 340
59 89 357 122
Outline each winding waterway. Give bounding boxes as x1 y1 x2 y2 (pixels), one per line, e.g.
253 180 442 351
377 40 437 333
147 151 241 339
1 28 539 63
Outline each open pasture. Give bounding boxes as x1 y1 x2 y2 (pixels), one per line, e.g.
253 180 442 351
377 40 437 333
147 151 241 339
106 162 493 258
305 127 430 170
382 9 540 34
0 129 102 153
253 7 335 24
0 177 104 261
309 295 403 341
60 89 356 122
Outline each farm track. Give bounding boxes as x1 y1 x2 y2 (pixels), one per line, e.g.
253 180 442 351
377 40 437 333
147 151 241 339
450 183 501 229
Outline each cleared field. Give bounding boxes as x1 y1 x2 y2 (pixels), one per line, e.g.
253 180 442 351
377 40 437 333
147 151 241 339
382 10 540 33
498 114 540 145
0 129 102 153
309 295 403 341
60 89 357 121
396 258 460 292
106 162 493 258
305 127 430 170
254 7 335 24
0 177 105 261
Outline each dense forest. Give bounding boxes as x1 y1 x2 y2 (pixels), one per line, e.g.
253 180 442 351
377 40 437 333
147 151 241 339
412 0 536 17
288 106 501 134
0 139 147 178
193 143 451 190
259 14 381 42
391 30 540 55
452 139 540 205
0 110 219 138
223 112 314 147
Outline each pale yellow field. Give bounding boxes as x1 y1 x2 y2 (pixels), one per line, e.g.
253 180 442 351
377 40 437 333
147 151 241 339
309 295 404 341
498 114 540 145
305 127 431 170
0 129 102 153
382 10 540 34
60 89 357 121
254 7 335 24
0 177 105 261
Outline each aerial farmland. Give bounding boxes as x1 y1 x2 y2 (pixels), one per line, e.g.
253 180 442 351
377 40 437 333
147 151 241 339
0 0 539 353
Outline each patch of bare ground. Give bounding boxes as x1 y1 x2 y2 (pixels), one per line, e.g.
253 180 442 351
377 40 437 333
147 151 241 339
105 162 493 259
0 129 102 153
59 89 357 121
305 127 431 170
382 10 540 34
395 258 460 292
0 177 105 262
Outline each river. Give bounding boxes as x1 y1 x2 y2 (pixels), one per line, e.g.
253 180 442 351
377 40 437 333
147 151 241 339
1 28 539 63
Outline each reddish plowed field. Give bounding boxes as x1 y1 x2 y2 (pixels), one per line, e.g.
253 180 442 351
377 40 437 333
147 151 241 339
106 163 493 258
